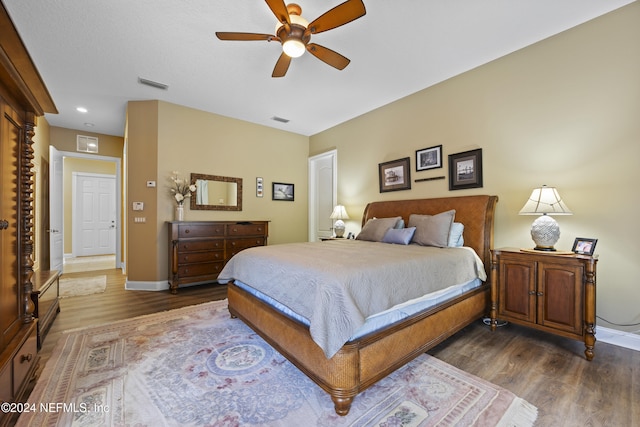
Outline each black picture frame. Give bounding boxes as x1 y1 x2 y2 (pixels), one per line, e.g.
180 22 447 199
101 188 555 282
448 148 483 191
416 144 443 171
379 157 411 193
272 182 294 201
572 237 597 255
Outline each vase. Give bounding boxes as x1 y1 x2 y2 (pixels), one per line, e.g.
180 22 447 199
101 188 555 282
174 205 184 221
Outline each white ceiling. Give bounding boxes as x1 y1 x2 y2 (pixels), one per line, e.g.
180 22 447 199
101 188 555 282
3 0 634 137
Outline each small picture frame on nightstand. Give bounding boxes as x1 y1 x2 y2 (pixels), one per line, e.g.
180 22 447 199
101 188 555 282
572 237 597 255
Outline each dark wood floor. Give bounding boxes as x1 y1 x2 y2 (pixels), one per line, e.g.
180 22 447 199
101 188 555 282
33 269 638 427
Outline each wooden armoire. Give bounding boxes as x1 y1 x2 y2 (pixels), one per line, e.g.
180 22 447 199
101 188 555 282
0 5 57 424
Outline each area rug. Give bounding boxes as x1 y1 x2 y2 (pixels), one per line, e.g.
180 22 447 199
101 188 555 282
18 300 537 427
59 275 107 298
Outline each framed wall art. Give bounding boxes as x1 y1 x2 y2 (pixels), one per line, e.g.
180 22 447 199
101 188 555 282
416 144 442 171
572 238 597 255
272 182 294 201
379 157 411 193
448 148 483 191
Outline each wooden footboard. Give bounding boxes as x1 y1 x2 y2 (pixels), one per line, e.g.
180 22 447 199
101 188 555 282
228 281 490 415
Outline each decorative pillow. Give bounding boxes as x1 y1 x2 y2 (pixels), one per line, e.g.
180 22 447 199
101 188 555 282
448 222 465 247
382 227 416 245
409 210 456 247
356 216 403 242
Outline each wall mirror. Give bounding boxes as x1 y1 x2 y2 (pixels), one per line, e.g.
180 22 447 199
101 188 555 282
190 173 243 211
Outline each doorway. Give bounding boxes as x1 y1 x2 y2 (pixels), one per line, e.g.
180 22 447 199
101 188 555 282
308 150 337 241
49 147 122 273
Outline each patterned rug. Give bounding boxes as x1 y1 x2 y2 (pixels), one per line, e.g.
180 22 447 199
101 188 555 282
18 300 537 426
59 275 107 298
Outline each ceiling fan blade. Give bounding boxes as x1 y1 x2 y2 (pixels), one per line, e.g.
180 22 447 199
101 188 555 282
265 0 290 25
307 0 366 34
306 43 350 70
272 52 292 77
216 32 274 41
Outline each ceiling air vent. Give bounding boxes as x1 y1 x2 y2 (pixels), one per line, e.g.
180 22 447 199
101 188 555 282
271 116 290 123
77 135 99 153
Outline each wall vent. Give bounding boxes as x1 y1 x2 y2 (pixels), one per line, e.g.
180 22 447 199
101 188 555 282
77 135 99 153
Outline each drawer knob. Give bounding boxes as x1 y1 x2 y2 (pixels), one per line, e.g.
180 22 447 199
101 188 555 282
20 353 33 363
185 229 190 234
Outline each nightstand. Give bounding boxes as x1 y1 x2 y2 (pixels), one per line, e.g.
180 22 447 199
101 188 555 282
490 248 597 360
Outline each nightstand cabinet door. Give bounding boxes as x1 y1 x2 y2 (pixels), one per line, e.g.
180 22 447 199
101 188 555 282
538 261 583 335
498 259 536 323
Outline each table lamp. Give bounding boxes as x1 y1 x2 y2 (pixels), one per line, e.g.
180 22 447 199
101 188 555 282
519 185 572 251
330 205 349 238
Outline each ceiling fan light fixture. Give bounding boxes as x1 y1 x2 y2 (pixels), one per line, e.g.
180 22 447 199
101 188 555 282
283 39 306 58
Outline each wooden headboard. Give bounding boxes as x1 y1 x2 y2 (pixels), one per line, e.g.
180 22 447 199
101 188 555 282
362 195 498 275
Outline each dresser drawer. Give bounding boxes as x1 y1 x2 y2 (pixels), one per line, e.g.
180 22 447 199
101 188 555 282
13 327 37 394
178 251 223 265
227 223 267 237
177 239 224 252
227 237 266 256
178 262 224 278
178 223 225 238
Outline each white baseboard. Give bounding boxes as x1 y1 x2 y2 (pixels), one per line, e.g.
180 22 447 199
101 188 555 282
597 326 640 352
125 280 170 291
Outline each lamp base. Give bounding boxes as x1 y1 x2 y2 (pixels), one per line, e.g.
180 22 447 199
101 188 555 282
334 219 345 238
530 214 560 251
533 246 557 252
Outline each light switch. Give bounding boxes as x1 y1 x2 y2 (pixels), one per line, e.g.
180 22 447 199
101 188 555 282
133 202 144 211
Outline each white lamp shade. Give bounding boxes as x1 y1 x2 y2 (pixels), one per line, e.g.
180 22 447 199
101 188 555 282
519 186 572 215
330 205 349 220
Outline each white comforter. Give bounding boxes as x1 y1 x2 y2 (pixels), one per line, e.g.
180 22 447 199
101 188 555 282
218 239 486 358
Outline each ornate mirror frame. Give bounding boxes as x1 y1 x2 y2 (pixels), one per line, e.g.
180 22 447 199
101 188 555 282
190 173 243 211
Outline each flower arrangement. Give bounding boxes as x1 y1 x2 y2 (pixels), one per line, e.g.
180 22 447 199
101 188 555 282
169 171 196 205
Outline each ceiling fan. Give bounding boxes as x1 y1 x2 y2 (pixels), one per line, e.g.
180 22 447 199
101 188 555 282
216 0 366 77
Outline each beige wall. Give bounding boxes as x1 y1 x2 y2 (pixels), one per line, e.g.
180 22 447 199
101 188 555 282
310 4 640 334
50 127 124 158
125 100 309 284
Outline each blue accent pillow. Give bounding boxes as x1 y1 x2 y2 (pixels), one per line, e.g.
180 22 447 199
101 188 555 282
448 222 464 247
382 227 416 245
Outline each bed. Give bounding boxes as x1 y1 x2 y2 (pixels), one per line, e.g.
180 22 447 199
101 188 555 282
221 195 498 415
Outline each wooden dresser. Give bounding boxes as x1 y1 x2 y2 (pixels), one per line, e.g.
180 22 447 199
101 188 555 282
1 6 57 425
168 221 269 293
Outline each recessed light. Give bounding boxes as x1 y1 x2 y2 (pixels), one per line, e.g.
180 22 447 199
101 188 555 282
84 122 95 127
76 107 88 113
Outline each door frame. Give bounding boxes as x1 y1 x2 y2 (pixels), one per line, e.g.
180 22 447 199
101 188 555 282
51 150 122 269
308 149 337 242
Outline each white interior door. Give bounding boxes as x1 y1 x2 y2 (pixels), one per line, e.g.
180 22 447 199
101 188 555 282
73 173 116 256
308 150 337 241
49 146 63 271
